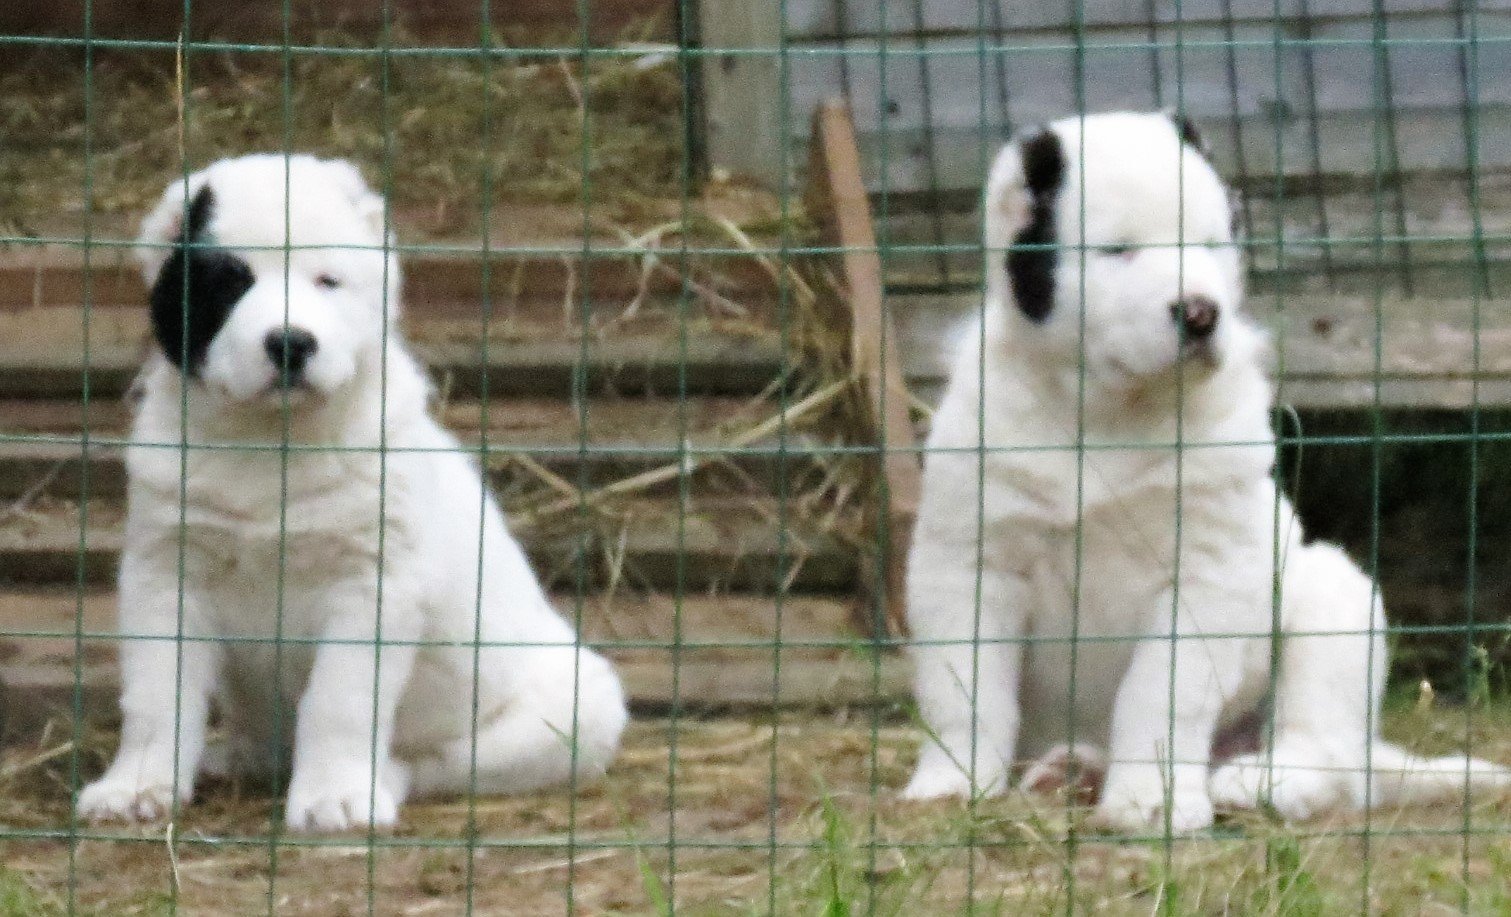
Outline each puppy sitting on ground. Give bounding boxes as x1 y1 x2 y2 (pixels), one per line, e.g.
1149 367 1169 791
903 111 1508 831
78 154 627 832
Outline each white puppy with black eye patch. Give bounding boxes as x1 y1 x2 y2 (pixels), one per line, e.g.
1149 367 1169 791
903 111 1508 831
77 154 628 833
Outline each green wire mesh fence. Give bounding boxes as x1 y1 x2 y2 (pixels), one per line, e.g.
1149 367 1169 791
0 0 1506 912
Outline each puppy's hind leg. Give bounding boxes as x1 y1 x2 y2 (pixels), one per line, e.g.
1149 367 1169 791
1210 543 1382 820
407 648 628 798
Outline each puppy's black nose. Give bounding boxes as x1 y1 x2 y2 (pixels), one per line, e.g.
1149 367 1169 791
1171 296 1219 340
263 327 318 376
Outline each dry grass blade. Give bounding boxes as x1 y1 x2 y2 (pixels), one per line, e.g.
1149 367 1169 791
521 378 852 521
0 741 77 782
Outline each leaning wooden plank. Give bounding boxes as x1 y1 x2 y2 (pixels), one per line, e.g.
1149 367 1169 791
806 101 921 638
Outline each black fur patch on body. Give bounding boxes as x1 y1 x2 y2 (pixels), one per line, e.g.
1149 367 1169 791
149 186 253 377
1005 129 1066 323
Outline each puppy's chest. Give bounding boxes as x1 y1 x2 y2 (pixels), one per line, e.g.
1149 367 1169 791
1020 501 1183 630
986 444 1182 534
131 447 413 582
991 453 1247 629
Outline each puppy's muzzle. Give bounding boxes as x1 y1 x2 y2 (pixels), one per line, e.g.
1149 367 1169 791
264 327 319 387
1171 296 1219 364
1171 295 1218 341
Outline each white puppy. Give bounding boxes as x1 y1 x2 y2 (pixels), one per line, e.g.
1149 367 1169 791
903 111 1507 831
78 154 627 832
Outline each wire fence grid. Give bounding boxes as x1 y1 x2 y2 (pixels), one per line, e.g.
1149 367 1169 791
0 0 1507 913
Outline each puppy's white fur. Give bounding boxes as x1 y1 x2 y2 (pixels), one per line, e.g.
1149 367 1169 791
78 154 628 832
903 112 1507 830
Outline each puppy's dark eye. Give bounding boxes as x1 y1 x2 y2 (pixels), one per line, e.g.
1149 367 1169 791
1101 243 1135 258
315 274 341 289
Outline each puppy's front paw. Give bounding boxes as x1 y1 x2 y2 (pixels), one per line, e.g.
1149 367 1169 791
901 755 1007 801
1096 771 1214 833
77 773 186 824
285 769 400 833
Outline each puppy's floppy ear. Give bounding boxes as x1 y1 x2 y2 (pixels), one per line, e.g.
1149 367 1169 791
1163 108 1209 155
1019 127 1067 197
321 158 388 240
992 125 1065 323
136 171 208 285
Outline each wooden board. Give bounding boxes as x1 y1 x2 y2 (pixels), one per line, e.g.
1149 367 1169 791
0 397 838 501
699 1 1511 192
875 172 1511 291
696 0 787 186
0 307 794 400
892 291 1511 411
0 588 909 736
781 0 1511 37
0 498 861 594
783 28 1511 183
0 239 782 322
806 103 920 637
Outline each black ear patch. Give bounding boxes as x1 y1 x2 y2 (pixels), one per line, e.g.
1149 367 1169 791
1005 128 1065 323
148 186 254 377
1173 114 1207 154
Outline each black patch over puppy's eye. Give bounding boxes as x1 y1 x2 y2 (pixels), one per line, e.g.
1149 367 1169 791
1005 128 1066 323
149 186 254 377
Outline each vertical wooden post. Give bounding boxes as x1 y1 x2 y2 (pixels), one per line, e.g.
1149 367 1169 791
805 100 921 638
695 0 784 186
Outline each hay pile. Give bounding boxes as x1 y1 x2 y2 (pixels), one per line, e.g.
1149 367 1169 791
0 22 688 237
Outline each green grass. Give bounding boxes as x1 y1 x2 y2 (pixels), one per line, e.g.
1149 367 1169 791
0 868 57 917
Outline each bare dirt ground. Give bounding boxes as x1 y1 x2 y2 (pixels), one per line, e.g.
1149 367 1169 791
3 702 1511 915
